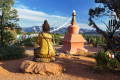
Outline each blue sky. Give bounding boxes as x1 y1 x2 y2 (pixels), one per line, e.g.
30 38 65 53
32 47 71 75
14 0 108 30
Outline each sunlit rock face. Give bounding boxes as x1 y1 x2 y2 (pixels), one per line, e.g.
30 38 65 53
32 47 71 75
20 60 63 75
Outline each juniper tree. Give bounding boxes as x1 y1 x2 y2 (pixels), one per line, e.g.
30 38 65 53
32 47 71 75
0 0 19 47
89 0 120 53
15 27 22 34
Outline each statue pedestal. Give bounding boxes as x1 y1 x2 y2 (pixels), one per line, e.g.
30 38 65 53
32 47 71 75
20 60 64 75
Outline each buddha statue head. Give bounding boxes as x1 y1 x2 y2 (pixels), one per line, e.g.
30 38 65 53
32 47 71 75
42 20 50 32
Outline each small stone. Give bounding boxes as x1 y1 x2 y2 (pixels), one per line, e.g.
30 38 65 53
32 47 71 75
66 54 73 59
71 57 79 59
58 53 66 58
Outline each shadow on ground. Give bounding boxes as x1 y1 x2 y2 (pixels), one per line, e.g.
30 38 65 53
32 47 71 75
0 45 120 80
84 45 102 53
55 57 120 80
0 56 33 73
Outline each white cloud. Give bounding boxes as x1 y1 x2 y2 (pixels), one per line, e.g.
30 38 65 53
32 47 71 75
14 4 69 27
33 7 37 10
77 22 107 31
97 24 107 30
15 1 20 3
16 8 67 20
16 5 28 9
15 2 107 31
77 23 92 29
16 5 107 30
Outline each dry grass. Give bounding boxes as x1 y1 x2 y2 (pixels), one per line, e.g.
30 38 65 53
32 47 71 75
76 50 95 57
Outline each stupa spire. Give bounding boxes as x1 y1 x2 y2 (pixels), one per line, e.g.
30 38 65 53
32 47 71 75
71 10 76 25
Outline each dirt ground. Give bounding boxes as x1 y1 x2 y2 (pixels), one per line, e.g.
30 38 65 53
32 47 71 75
0 45 120 80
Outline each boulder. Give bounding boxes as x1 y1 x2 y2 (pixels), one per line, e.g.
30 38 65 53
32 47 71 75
20 60 64 75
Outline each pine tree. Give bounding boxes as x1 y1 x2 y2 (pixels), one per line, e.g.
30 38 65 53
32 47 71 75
0 0 19 47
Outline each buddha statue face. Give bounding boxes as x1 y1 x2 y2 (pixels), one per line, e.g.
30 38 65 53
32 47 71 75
42 20 50 32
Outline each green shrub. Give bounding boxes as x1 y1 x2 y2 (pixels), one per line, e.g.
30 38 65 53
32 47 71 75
29 37 38 42
0 30 17 46
54 33 62 45
83 34 106 47
85 52 95 57
16 37 38 47
59 40 63 45
95 50 120 71
76 50 85 56
22 42 35 47
92 43 98 47
0 46 26 60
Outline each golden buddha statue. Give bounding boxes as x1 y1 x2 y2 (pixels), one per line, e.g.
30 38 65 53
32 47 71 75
33 20 56 62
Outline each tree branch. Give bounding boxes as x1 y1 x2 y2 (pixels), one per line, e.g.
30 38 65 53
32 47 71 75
102 21 110 31
90 17 117 53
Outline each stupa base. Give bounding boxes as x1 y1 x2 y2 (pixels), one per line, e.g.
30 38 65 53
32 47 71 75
61 47 88 54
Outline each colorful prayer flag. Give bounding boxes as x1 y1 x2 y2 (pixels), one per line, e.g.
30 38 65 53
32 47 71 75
92 25 96 28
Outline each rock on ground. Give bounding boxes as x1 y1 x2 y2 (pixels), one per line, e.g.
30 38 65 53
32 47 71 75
20 60 64 75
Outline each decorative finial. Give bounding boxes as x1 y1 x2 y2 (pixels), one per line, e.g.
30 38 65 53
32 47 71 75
71 10 76 25
72 10 76 16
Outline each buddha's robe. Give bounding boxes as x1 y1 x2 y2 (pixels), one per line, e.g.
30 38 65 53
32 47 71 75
35 32 55 57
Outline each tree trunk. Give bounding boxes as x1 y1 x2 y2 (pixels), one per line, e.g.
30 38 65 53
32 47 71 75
90 18 117 53
112 2 120 20
0 10 4 47
0 30 3 47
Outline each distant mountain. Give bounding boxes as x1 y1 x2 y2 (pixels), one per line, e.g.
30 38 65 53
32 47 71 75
22 26 98 34
22 26 41 32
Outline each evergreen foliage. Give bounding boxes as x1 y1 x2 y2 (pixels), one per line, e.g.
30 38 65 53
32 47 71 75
1 29 17 46
83 34 106 47
95 50 120 71
0 0 19 47
15 37 38 47
0 46 25 60
88 0 120 53
54 33 63 45
16 27 23 34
